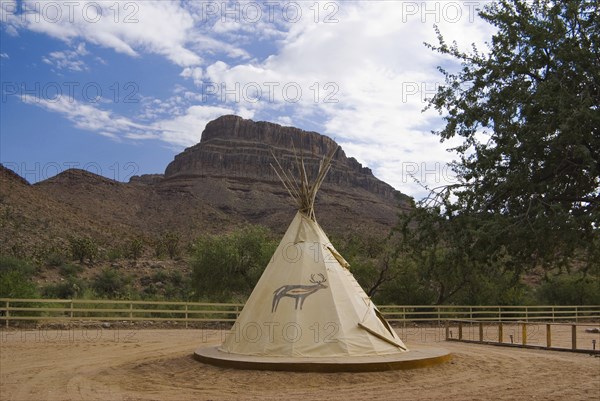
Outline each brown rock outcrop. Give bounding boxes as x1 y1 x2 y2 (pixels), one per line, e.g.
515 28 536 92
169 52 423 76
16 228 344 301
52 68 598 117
164 115 400 200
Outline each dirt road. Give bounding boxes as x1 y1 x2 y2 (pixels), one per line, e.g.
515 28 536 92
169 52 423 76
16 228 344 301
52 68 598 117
1 326 598 400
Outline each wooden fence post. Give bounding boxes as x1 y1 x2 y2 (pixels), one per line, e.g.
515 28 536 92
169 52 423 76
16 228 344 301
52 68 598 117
70 300 74 319
498 322 503 343
571 325 577 350
522 323 527 345
546 324 551 348
129 302 133 319
479 322 484 342
445 321 449 340
5 301 8 328
185 304 189 329
458 322 463 340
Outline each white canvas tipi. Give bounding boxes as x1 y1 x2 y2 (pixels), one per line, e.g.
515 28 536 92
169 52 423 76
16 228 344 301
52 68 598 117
219 147 407 357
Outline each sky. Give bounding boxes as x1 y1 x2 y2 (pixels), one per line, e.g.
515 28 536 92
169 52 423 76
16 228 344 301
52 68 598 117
0 0 496 200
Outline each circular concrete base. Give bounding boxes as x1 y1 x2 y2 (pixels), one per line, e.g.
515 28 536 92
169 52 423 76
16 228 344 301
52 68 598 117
194 346 451 372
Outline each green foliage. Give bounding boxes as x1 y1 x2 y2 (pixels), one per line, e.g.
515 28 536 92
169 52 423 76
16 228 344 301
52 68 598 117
0 256 38 298
126 238 144 263
425 0 599 274
191 225 276 301
336 234 400 299
69 236 98 264
152 237 165 259
106 247 122 262
42 277 85 299
141 270 191 300
30 244 68 267
59 263 83 278
45 249 67 267
92 268 131 298
163 232 180 260
537 274 600 305
375 261 437 305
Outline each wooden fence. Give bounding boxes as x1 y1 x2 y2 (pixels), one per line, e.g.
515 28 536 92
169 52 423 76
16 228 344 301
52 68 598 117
445 320 600 354
377 304 600 323
0 299 598 328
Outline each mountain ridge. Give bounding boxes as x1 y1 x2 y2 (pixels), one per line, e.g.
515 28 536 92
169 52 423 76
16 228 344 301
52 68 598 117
0 115 412 256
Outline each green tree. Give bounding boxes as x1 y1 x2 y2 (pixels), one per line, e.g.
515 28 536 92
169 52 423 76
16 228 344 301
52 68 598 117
191 225 276 301
337 234 400 299
425 0 599 274
0 256 38 298
537 274 600 305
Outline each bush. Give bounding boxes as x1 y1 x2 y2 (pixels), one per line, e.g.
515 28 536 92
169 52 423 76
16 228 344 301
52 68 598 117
537 274 600 305
42 277 85 299
152 237 165 259
69 236 98 264
0 256 38 298
92 268 130 298
191 225 276 301
59 263 83 278
126 238 144 263
106 247 122 262
141 270 191 300
163 232 180 260
44 247 67 267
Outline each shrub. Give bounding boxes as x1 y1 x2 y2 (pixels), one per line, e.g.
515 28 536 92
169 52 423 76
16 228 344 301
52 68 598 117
106 247 122 262
69 236 98 264
92 268 130 298
45 250 66 267
537 274 600 305
163 232 180 260
191 225 276 301
42 277 85 299
152 237 165 259
127 238 144 263
0 256 38 298
59 263 83 278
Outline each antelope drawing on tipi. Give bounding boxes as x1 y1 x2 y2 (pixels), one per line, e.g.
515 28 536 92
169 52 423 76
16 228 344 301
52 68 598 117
271 273 328 312
218 143 407 357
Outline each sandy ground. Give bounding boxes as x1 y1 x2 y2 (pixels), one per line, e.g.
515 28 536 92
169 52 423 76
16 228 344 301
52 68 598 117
1 325 599 401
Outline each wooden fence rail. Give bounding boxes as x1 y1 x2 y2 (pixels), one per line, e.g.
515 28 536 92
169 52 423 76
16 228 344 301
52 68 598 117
0 298 598 328
445 319 600 354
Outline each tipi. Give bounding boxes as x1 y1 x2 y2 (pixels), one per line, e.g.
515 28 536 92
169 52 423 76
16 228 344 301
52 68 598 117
218 146 407 357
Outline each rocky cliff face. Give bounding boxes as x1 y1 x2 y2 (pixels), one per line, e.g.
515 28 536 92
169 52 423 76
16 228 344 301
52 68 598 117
1 116 411 255
164 115 398 200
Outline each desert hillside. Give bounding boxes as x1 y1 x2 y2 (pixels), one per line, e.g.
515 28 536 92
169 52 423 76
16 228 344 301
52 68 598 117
1 115 411 255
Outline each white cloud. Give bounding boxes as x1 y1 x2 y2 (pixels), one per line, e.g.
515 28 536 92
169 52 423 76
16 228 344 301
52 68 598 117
180 67 204 86
20 93 239 149
7 0 497 200
4 1 263 68
42 42 89 71
195 2 495 199
22 94 152 135
7 1 202 66
152 105 235 147
0 52 8 59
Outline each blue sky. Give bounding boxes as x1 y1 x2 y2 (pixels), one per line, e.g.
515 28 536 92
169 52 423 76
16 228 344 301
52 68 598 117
0 1 494 199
